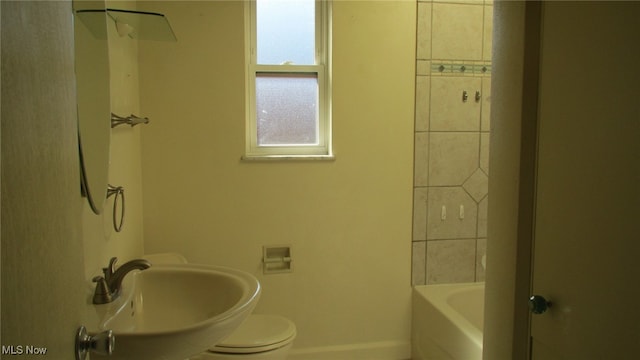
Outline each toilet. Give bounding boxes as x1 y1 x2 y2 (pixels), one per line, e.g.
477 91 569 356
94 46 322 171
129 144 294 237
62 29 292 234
142 254 296 360
190 314 296 359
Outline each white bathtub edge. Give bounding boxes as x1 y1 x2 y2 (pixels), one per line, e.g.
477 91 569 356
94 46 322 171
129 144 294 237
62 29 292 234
412 282 484 360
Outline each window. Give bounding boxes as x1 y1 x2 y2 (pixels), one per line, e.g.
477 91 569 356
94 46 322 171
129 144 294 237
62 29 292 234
245 0 332 159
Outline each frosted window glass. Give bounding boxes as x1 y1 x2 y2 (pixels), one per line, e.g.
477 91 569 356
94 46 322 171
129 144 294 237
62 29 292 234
256 74 318 145
256 0 315 65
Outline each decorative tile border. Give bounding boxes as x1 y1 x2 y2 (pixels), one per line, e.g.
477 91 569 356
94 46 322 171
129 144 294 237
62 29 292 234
430 61 492 76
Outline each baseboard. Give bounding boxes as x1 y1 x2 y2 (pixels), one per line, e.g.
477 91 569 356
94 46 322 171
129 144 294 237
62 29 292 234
288 340 411 360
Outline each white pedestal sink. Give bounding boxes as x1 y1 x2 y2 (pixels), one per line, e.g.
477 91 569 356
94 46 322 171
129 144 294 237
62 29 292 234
87 263 261 360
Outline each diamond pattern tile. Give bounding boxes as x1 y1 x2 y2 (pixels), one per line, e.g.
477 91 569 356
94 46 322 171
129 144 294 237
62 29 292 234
463 168 488 202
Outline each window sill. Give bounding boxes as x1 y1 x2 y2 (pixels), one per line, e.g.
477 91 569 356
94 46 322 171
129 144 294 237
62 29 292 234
241 154 336 162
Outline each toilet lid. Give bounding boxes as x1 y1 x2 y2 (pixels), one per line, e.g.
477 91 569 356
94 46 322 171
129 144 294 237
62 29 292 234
210 315 296 354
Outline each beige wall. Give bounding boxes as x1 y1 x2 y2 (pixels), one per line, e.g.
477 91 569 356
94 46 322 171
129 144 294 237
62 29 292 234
82 0 146 281
138 1 415 357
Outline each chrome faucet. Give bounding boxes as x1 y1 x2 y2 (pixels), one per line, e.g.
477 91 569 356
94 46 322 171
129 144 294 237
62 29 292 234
92 257 151 304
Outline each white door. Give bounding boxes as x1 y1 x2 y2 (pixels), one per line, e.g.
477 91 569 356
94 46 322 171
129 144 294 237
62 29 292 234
530 2 640 358
1 1 88 358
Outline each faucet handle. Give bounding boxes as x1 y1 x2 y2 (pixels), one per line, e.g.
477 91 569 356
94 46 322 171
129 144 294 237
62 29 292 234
103 257 118 279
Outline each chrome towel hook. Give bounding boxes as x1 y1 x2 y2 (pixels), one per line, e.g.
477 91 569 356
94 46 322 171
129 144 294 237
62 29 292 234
111 113 149 128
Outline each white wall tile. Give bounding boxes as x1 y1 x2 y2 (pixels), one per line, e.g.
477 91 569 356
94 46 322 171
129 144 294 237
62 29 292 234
417 60 431 76
426 239 476 284
426 186 478 240
480 132 490 173
413 187 429 240
463 168 488 202
413 0 493 287
476 238 487 282
429 132 480 186
433 0 484 4
415 132 429 186
416 2 432 60
415 76 430 131
478 196 488 238
430 76 482 131
412 241 427 285
483 5 494 61
481 77 492 131
432 3 484 60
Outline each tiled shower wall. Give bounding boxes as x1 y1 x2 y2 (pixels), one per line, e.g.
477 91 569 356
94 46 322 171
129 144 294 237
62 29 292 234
412 0 493 285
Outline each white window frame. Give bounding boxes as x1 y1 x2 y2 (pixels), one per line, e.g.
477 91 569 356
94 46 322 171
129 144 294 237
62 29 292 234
244 0 333 160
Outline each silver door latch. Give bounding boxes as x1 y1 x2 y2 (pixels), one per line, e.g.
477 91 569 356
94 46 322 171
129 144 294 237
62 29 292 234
76 326 114 360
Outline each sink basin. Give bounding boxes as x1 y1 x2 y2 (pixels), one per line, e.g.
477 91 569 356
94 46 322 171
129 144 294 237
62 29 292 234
89 263 261 360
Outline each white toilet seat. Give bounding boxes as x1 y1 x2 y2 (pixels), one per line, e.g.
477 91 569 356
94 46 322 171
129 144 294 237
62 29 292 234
210 315 296 355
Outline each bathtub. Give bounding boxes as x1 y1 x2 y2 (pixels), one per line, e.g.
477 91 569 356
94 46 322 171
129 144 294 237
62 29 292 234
411 282 484 360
